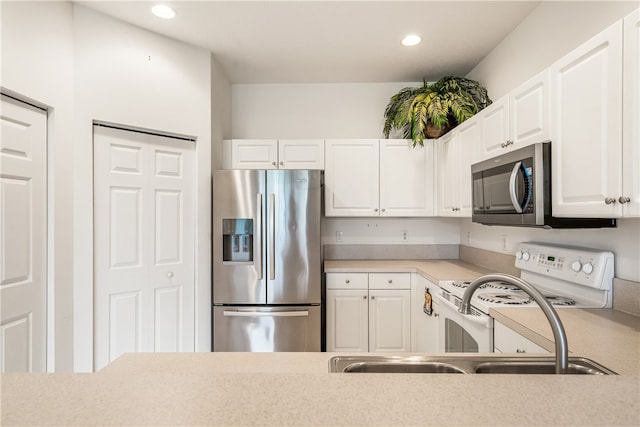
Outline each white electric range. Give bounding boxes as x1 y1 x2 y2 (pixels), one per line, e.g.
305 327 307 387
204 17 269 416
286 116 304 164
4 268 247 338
435 242 614 353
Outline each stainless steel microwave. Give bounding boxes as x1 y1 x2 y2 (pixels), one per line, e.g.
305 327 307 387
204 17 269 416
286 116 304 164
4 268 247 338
470 142 616 228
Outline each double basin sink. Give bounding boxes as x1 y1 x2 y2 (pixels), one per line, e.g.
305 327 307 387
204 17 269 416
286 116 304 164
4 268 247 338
329 355 616 375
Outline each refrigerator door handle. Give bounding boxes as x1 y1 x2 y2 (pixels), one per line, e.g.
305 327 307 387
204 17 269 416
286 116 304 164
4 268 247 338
256 193 263 280
269 193 276 280
222 310 310 317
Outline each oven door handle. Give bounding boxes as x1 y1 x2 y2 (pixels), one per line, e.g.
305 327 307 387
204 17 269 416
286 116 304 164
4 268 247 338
509 161 524 213
434 294 492 328
434 293 456 310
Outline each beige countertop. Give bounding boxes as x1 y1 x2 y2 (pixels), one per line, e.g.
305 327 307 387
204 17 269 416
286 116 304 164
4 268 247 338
2 352 639 426
492 307 640 375
3 259 639 426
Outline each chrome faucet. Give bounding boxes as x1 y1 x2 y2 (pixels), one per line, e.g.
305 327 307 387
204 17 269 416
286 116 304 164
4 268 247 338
459 273 569 374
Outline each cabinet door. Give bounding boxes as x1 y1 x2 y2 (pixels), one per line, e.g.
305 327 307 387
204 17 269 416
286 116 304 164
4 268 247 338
379 139 434 216
231 139 278 169
494 321 547 354
456 118 482 216
277 139 324 170
326 289 368 352
324 139 379 216
623 10 640 217
411 274 439 353
481 96 510 159
551 21 623 217
368 289 410 352
510 69 551 149
437 132 459 216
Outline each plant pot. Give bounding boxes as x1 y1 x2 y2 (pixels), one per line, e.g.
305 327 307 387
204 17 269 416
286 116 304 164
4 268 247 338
425 121 452 139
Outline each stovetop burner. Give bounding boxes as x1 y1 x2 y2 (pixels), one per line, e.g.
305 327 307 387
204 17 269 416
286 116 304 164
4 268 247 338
483 281 522 292
545 296 576 306
451 281 471 288
476 292 532 305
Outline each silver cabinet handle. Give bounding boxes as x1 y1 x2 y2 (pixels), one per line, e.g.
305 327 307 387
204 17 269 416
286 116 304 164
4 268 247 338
167 272 174 278
363 295 367 299
381 208 386 212
345 279 350 284
271 161 276 166
516 348 526 353
374 208 379 212
279 161 284 166
604 197 616 205
619 196 631 204
388 280 392 284
370 295 375 300
255 193 263 280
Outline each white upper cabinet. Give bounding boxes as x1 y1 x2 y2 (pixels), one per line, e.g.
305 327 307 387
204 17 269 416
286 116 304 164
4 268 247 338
325 139 380 216
277 139 325 169
228 139 278 169
551 20 625 217
482 69 550 159
379 139 434 217
325 139 434 217
437 116 482 217
510 69 551 149
622 9 640 217
480 95 510 158
225 139 324 170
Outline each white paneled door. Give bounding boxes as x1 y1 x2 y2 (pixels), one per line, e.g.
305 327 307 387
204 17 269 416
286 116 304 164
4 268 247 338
93 125 195 371
0 95 47 372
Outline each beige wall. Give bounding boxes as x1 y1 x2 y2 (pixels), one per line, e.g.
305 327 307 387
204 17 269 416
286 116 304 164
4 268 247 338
467 1 638 99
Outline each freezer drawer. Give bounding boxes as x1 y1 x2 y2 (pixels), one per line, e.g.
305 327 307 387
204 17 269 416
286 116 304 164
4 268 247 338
213 306 321 352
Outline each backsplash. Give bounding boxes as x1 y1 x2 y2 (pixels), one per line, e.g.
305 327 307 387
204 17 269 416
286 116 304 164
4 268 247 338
323 244 458 260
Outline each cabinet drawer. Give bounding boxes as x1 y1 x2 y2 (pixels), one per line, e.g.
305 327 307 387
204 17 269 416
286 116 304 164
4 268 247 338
368 273 410 290
326 273 368 290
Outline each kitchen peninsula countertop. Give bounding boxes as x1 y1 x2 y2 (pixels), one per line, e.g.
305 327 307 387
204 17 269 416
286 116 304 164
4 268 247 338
2 351 638 426
3 259 639 426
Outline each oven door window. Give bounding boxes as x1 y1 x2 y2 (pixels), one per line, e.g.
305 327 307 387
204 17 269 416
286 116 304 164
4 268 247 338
444 318 479 353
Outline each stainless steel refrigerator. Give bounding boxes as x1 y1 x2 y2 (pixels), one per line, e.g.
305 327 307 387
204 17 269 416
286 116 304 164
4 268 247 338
212 169 321 351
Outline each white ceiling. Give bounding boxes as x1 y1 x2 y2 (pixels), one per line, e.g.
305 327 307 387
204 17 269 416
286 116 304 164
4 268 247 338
77 1 541 84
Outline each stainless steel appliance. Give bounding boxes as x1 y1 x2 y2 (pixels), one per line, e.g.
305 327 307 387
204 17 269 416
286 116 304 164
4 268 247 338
212 170 321 351
471 142 616 228
437 242 614 353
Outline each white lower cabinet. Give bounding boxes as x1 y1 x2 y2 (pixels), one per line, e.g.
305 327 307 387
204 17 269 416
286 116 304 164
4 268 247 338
493 321 547 354
326 272 411 352
410 274 440 353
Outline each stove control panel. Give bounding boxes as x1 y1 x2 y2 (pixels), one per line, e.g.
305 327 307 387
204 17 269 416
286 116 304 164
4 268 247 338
515 242 614 290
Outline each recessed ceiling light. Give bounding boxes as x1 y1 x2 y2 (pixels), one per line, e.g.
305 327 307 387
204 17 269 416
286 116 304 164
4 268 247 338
152 4 176 19
401 34 422 47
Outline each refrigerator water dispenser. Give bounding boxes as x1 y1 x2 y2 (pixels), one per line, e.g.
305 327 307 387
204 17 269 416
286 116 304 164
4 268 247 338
222 218 253 263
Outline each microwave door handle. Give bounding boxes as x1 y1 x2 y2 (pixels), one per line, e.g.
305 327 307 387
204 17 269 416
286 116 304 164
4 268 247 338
509 161 524 213
255 193 263 280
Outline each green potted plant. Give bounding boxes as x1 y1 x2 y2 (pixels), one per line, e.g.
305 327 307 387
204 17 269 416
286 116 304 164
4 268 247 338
383 76 492 146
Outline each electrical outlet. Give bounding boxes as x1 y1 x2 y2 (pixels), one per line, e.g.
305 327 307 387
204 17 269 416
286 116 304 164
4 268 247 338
336 231 343 243
401 230 408 241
